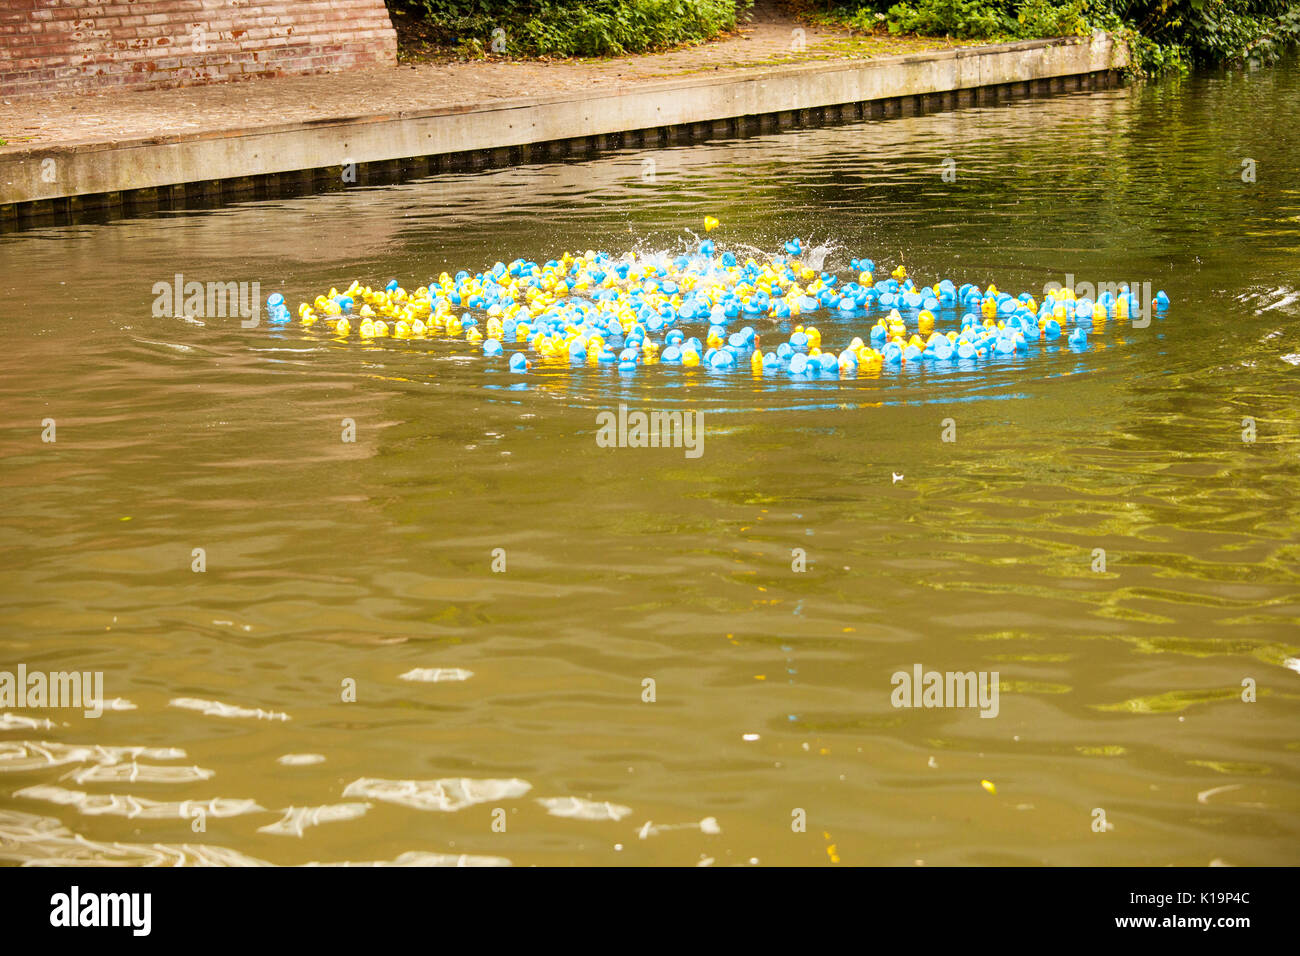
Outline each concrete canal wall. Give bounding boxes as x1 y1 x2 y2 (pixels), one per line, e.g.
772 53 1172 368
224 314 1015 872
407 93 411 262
0 32 1127 220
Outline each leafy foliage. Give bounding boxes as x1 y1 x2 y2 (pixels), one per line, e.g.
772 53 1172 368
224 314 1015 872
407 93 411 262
390 0 748 58
882 0 1012 39
812 0 1300 74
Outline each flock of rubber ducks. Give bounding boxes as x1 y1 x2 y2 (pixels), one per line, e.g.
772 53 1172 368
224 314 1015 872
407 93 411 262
271 226 1167 377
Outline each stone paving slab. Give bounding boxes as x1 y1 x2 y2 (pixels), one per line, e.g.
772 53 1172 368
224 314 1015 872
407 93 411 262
0 17 975 154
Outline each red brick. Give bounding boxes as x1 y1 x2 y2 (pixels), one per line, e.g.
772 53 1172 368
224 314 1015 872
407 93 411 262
0 0 395 96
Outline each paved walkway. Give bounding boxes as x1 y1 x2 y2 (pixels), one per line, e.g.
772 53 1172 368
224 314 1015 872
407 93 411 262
0 11 975 153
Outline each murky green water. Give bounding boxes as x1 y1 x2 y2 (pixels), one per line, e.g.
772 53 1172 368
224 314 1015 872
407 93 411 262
2 60 1298 867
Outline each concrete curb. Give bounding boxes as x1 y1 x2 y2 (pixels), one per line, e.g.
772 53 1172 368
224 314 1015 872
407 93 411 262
0 33 1127 214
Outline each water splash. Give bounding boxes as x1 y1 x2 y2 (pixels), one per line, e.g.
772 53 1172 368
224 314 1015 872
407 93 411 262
342 777 531 812
399 667 474 682
258 804 369 837
537 796 632 820
277 753 326 766
15 784 264 820
0 741 187 773
62 762 214 784
0 809 509 867
169 697 290 722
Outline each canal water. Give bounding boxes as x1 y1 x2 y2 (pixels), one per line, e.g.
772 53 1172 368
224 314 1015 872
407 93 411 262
2 59 1298 866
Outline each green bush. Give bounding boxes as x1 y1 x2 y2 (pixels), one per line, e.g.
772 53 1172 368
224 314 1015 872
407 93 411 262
818 0 1096 41
1113 0 1300 67
1120 25 1191 74
814 0 1300 74
393 0 748 58
1015 0 1094 38
883 0 1011 38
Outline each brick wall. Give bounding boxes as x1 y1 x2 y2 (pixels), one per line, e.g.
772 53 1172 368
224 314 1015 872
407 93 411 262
0 0 397 98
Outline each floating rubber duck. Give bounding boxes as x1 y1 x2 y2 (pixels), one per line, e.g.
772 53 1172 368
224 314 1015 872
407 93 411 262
287 234 1155 383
